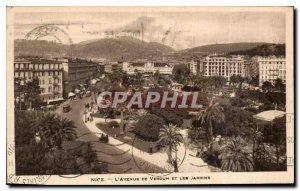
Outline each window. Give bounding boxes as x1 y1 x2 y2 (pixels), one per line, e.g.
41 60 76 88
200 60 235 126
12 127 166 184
48 86 52 93
49 78 52 84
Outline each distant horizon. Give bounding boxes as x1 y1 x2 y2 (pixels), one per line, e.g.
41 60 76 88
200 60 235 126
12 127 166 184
14 38 285 51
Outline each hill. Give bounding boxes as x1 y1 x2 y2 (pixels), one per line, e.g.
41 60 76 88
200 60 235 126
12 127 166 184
228 44 285 56
172 42 269 60
14 39 69 57
14 37 175 61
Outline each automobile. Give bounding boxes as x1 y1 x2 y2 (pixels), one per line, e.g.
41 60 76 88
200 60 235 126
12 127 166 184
85 91 91 97
63 104 71 113
99 133 109 143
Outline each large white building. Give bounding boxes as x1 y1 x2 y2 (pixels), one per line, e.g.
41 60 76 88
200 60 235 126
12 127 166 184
122 61 173 75
198 56 246 81
258 56 286 86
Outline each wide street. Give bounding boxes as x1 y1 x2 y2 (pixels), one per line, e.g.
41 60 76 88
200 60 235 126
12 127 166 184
57 96 167 174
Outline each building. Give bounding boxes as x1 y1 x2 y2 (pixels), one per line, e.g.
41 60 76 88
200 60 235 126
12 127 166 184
188 60 198 75
14 58 64 103
258 56 286 86
198 56 246 81
62 59 99 97
104 61 123 73
122 61 173 75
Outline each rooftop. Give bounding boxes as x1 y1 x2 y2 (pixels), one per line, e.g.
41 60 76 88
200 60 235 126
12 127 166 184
253 110 285 122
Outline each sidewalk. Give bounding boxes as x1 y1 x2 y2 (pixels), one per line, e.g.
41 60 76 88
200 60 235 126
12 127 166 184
83 111 211 173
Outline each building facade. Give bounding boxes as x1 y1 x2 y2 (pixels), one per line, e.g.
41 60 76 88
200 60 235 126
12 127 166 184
14 58 64 103
199 56 246 81
188 60 198 75
104 61 123 73
122 61 173 75
62 59 99 97
258 56 286 86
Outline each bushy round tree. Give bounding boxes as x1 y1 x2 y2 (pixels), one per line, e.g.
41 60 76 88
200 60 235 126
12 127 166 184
134 114 165 141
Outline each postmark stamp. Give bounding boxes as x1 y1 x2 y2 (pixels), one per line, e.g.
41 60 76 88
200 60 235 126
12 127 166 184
7 142 52 185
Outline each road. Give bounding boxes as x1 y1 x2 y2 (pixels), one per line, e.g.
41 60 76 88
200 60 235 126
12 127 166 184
57 96 167 174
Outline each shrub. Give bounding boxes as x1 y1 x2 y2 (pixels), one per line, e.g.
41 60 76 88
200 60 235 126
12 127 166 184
134 114 165 141
108 121 119 128
151 109 187 126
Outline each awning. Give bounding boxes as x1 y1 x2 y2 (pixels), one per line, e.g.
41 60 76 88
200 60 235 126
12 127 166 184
68 92 76 98
75 89 81 93
47 98 64 105
91 79 98 85
253 110 285 122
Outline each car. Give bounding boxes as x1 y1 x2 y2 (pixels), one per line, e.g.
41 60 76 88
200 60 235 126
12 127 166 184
63 104 71 113
85 91 91 97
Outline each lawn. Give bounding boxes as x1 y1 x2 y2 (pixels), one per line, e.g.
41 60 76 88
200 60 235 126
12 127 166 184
96 123 162 154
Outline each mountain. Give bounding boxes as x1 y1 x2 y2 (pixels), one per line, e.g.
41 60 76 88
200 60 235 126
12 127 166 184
14 39 284 61
228 44 285 57
172 42 269 60
14 37 175 61
14 39 69 57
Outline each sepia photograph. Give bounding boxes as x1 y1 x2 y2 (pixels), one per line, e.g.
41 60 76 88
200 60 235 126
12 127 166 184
6 6 294 185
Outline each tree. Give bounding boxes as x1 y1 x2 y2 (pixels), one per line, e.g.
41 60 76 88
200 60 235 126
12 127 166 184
151 108 186 127
219 138 254 172
24 77 42 110
158 124 183 172
32 113 77 150
270 116 286 166
198 100 225 151
249 75 259 87
215 104 254 137
15 110 43 146
230 74 238 87
14 77 26 110
173 64 190 84
14 111 107 175
194 76 208 92
261 81 273 92
214 76 227 90
134 114 165 140
236 75 245 95
153 70 160 79
274 78 286 92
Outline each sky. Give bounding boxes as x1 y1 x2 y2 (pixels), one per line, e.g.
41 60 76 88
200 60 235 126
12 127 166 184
13 10 286 50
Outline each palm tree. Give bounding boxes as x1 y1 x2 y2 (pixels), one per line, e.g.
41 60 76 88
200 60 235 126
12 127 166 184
198 100 225 151
219 138 254 172
158 124 183 172
32 113 77 150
